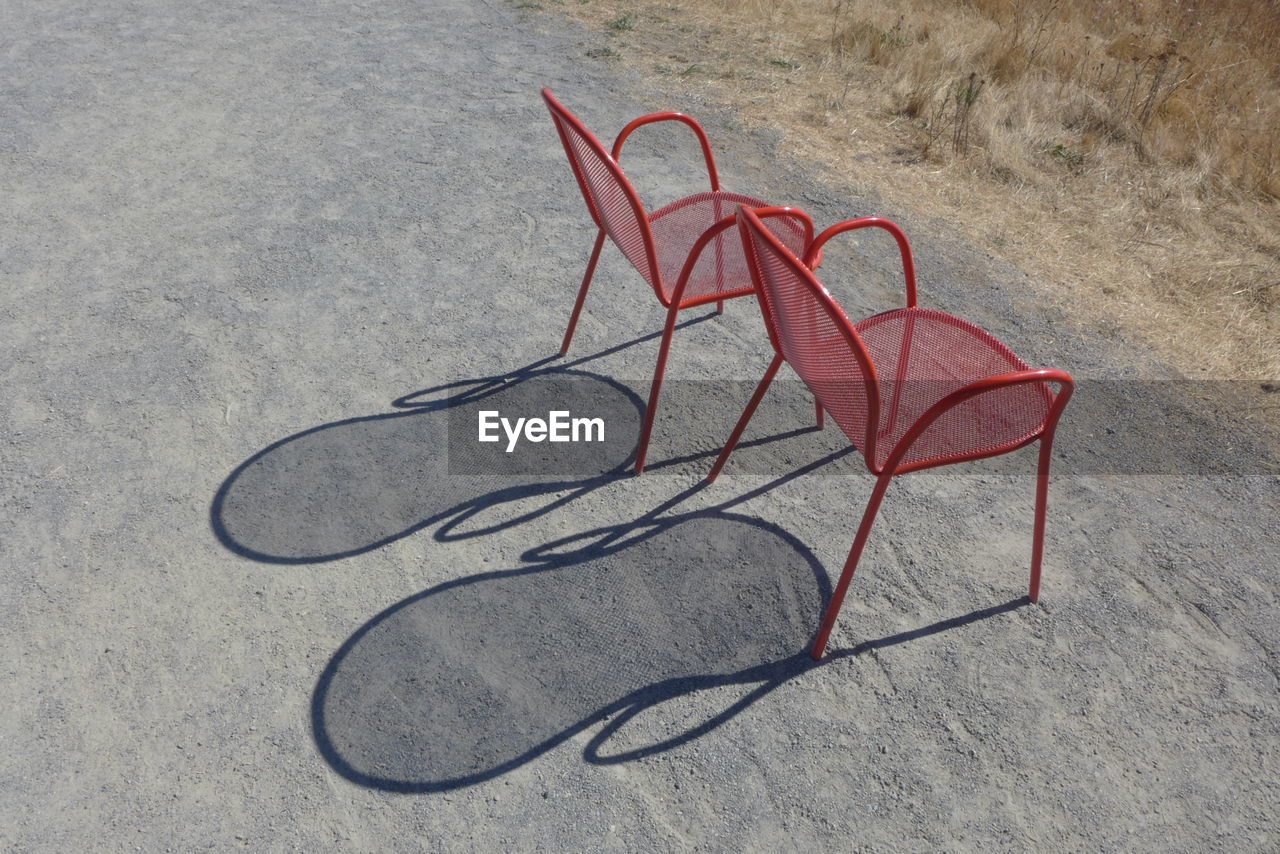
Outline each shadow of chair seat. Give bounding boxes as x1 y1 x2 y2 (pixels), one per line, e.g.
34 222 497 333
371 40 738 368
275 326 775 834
210 367 644 564
310 513 829 792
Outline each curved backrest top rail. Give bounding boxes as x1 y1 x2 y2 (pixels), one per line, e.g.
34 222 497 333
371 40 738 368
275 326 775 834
542 89 664 300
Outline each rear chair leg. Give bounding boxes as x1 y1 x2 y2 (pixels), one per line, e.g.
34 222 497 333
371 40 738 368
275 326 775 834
635 303 682 475
560 229 606 355
707 354 784 482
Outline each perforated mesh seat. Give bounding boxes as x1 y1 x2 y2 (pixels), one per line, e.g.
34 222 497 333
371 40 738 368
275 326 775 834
855 308 1053 470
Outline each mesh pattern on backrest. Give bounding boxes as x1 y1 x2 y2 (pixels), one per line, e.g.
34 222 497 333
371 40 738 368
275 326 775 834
549 111 655 288
742 218 874 454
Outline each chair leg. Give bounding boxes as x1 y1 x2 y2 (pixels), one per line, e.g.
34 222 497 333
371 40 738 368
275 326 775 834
716 298 725 314
560 229 606 355
707 353 783 483
810 473 893 659
634 303 682 475
814 396 824 429
1028 434 1055 603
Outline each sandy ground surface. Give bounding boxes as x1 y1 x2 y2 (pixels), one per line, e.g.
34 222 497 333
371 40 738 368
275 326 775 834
3 0 1278 850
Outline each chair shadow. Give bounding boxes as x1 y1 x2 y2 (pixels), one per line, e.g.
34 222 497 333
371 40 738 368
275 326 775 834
214 314 1026 793
210 312 850 564
209 314 711 564
209 362 640 564
310 491 1029 792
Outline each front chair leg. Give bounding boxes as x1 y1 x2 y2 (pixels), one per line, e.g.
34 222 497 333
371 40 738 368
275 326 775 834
560 229 606 355
1028 433 1056 603
707 353 784 483
635 302 682 475
810 472 893 659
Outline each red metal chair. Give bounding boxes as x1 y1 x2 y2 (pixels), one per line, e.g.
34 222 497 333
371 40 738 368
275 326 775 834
713 207 1074 659
542 89 815 473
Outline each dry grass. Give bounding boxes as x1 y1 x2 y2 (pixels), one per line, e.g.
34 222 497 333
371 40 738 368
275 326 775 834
540 0 1280 380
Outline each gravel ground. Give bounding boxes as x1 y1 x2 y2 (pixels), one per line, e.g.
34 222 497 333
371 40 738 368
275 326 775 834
2 0 1278 850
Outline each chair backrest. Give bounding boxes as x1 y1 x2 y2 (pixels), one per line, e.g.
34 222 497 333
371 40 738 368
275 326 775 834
542 89 661 293
737 207 881 460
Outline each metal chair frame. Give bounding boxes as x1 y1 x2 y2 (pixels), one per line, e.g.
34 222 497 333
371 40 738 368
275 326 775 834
713 207 1074 659
542 89 815 473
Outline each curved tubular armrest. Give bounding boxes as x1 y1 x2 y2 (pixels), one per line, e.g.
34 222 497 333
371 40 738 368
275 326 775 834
803 217 918 308
612 112 720 192
881 368 1075 475
668 205 816 308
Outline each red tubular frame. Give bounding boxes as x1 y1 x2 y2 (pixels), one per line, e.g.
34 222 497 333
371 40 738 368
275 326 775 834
804 216 918 309
880 368 1072 475
808 370 1073 658
731 208 884 461
612 112 720 192
543 88 816 474
707 352 784 483
636 206 815 474
718 207 1076 659
612 111 722 312
560 230 606 355
543 89 666 309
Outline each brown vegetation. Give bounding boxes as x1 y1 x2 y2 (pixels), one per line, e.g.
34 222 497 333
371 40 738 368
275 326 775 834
542 0 1280 379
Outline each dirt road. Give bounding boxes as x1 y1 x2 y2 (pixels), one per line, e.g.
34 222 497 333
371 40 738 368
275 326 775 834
3 0 1277 850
